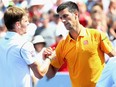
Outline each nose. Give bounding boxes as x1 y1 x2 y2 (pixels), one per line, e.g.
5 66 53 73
61 18 66 23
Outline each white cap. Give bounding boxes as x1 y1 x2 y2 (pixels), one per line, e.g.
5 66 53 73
28 0 45 8
32 35 45 44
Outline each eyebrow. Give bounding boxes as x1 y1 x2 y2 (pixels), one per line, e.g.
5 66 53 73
60 13 72 20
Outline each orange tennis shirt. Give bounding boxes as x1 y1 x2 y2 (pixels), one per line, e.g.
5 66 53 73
51 27 113 87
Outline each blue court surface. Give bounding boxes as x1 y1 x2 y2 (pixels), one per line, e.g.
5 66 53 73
36 72 71 87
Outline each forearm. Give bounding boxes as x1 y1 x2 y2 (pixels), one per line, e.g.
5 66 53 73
29 58 51 79
39 51 56 75
46 65 58 79
39 58 51 76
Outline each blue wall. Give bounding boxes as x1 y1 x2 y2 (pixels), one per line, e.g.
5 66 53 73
36 72 71 87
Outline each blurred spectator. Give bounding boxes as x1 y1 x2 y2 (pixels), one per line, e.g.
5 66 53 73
0 11 7 39
109 20 116 50
90 2 108 34
22 0 45 41
32 35 46 53
13 0 28 8
51 34 63 49
86 0 96 13
34 12 56 47
109 20 116 40
0 25 7 39
107 0 116 24
48 9 56 22
101 0 110 13
0 0 4 11
31 35 46 87
106 0 116 36
52 13 68 38
2 0 13 8
1 0 14 11
28 0 45 22
77 1 92 27
31 15 40 27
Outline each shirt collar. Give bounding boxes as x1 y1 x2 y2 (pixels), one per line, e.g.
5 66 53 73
79 26 87 36
67 26 87 42
5 31 21 40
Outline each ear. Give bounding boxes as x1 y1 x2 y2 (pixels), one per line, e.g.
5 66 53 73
74 11 78 18
15 21 21 29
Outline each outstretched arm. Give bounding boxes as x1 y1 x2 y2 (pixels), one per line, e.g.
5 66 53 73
29 47 56 79
46 64 59 79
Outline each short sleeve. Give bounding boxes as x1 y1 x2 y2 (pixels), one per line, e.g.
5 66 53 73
100 32 113 54
20 42 37 65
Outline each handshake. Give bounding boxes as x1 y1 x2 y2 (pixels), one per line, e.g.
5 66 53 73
47 51 56 61
43 47 56 62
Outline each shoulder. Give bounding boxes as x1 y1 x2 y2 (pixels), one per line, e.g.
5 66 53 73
86 28 101 34
86 28 102 38
86 28 109 41
86 28 108 37
20 41 34 51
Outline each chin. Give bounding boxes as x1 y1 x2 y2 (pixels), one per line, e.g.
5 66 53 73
66 26 73 30
65 25 70 29
21 31 26 35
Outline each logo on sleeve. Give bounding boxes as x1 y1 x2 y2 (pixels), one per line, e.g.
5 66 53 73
30 51 36 57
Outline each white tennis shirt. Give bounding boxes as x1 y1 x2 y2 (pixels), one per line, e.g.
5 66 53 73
0 31 37 87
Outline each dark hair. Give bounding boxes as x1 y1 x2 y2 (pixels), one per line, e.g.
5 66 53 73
90 2 103 14
53 14 59 18
109 0 116 9
57 1 79 13
3 6 27 31
93 2 103 10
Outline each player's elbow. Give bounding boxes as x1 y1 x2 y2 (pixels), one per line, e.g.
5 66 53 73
34 73 44 79
46 73 55 79
46 65 58 79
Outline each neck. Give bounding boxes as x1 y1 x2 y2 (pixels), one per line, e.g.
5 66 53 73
69 25 82 40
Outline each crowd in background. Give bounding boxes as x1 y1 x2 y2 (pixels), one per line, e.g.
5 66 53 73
0 0 116 87
0 0 116 71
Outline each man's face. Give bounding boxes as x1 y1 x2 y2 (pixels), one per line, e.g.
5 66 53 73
58 8 77 30
110 1 116 14
91 5 103 26
20 15 29 35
